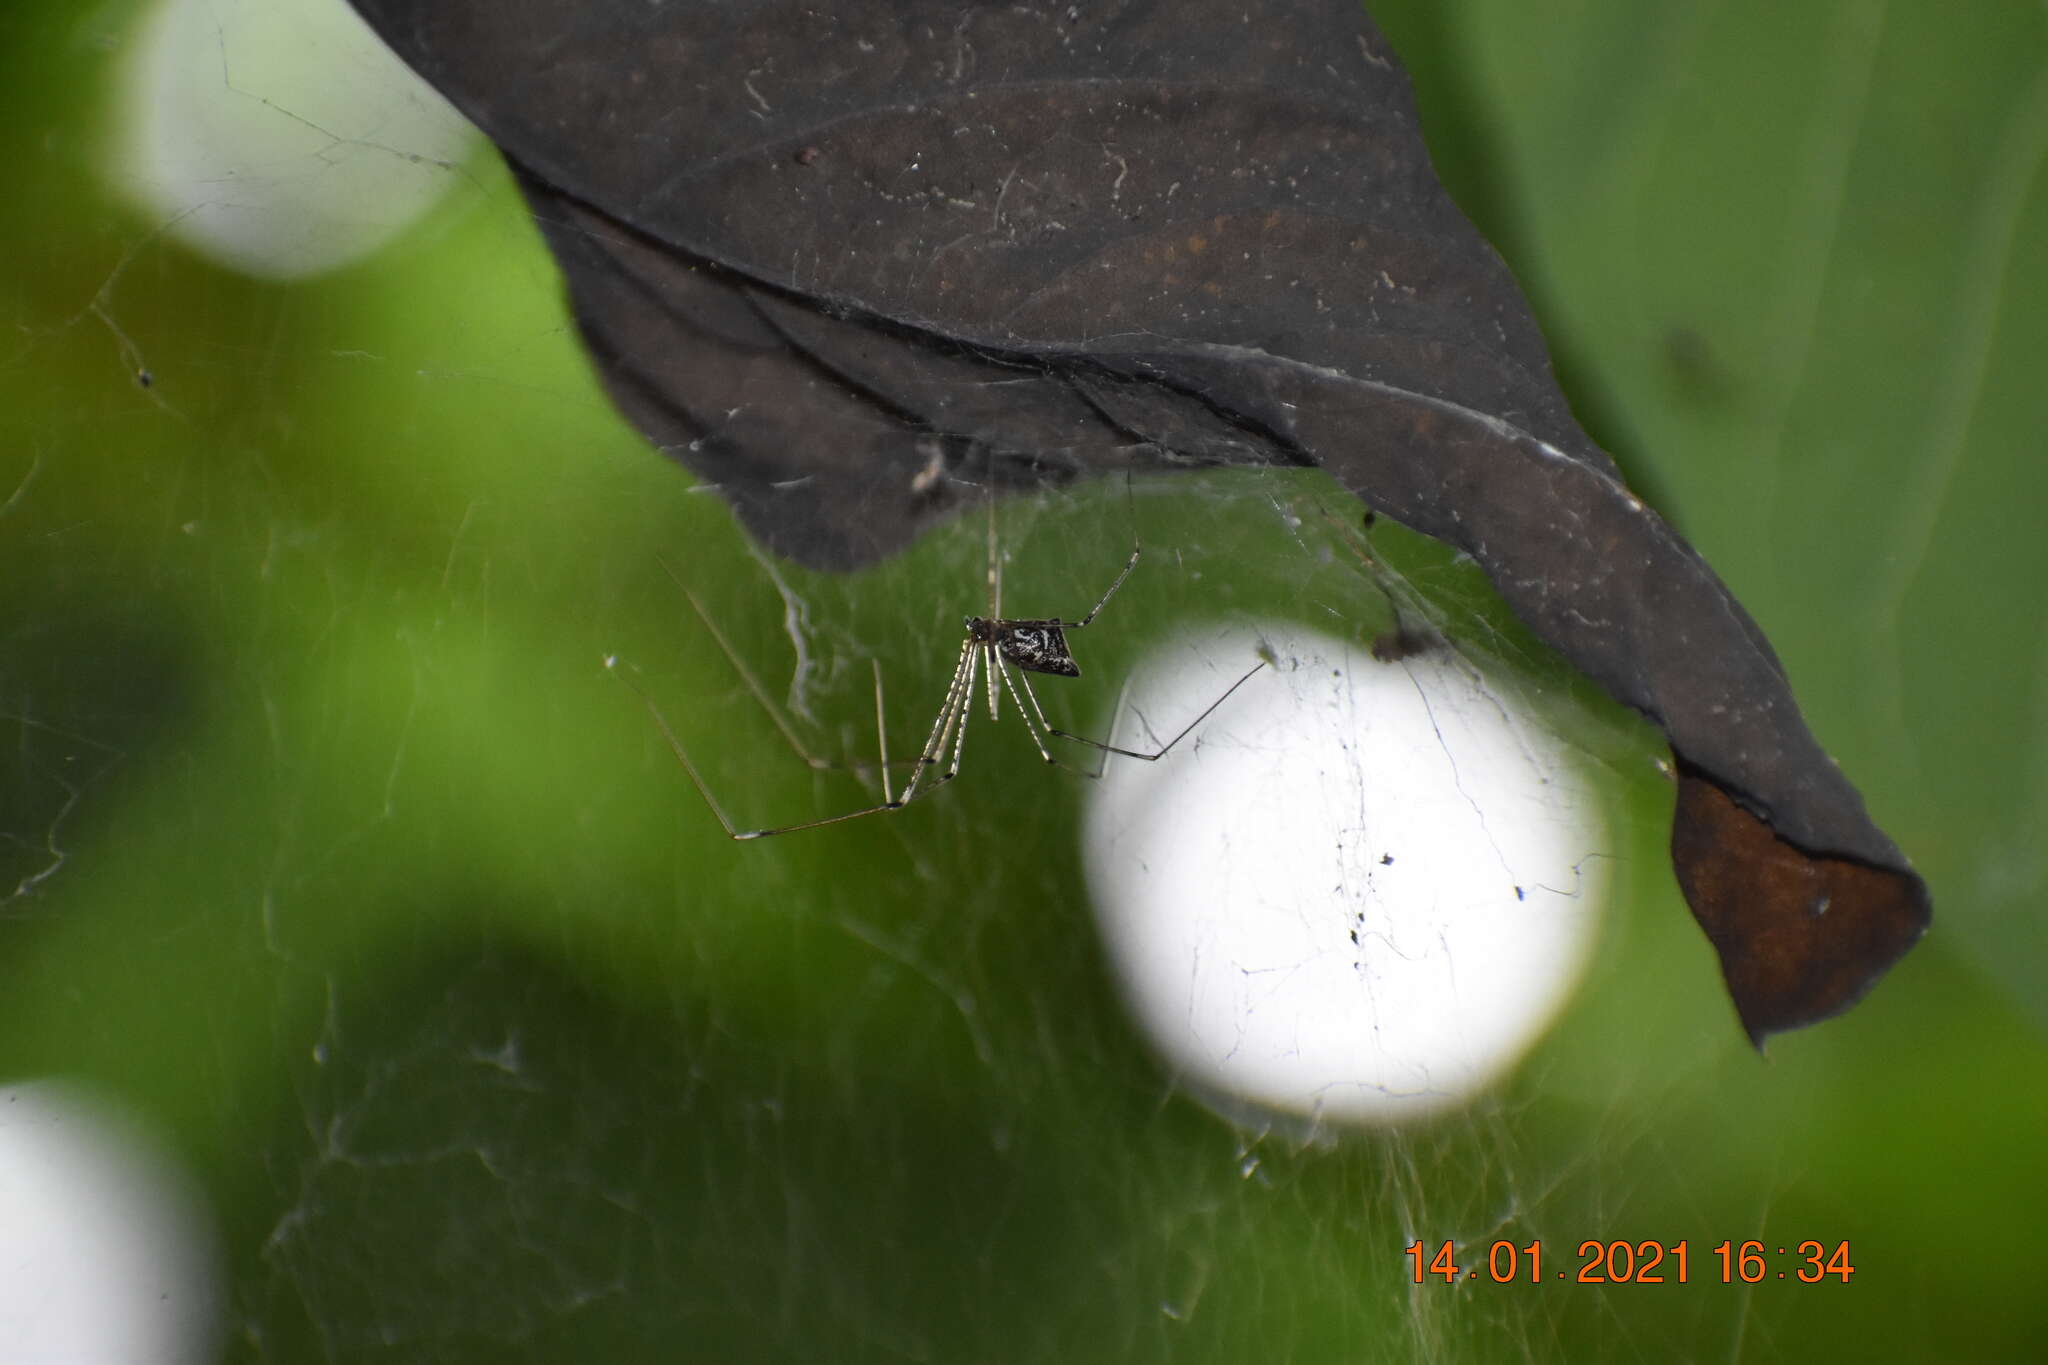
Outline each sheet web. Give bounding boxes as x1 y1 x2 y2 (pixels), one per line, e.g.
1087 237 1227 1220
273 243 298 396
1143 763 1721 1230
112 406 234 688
365 450 1716 1362
11 4 1992 1360
1 189 1787 1355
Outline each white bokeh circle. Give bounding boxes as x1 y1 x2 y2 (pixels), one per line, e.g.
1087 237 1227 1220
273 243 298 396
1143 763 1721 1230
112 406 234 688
113 0 477 279
1083 621 1611 1125
0 1081 220 1364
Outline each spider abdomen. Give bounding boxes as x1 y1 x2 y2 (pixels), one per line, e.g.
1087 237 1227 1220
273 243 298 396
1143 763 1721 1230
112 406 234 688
969 616 1082 678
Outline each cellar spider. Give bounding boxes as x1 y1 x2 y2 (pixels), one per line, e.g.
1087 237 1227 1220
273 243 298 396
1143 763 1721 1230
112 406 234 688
613 491 1267 839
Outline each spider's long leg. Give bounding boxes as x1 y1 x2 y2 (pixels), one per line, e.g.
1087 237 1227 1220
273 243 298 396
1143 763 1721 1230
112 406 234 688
984 634 1004 722
986 470 1003 621
940 646 978 785
994 657 1109 778
896 637 977 807
1065 473 1142 630
613 633 980 839
1007 663 1138 773
607 659 748 837
872 659 893 806
660 560 834 771
726 657 967 833
991 658 1056 765
1067 540 1141 628
1004 660 1063 759
1068 674 1133 781
663 562 923 774
1047 658 1269 761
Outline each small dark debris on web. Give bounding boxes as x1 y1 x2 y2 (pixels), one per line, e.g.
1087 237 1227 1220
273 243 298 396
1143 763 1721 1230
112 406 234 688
1369 626 1432 665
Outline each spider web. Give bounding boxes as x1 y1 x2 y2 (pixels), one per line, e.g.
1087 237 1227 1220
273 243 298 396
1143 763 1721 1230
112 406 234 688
3 1 2045 1362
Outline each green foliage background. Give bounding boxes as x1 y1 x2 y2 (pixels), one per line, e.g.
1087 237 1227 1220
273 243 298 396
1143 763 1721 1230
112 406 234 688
3 1 2043 1360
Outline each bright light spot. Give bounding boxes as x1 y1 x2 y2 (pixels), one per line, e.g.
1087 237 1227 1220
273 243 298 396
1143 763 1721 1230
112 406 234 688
1083 622 1610 1126
0 1081 220 1364
112 0 476 279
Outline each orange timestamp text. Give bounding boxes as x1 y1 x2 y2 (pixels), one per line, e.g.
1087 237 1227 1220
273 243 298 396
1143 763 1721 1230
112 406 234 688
1404 1239 1854 1285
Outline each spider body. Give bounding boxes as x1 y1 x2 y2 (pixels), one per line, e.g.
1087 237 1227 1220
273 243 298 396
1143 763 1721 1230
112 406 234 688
970 617 1080 678
616 492 1266 839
